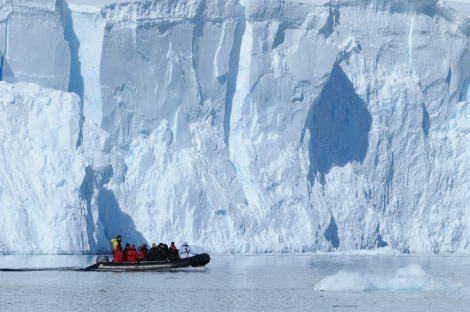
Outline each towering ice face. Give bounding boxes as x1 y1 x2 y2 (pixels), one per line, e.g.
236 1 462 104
0 81 108 254
213 0 470 253
0 0 71 90
1 0 470 254
310 0 470 253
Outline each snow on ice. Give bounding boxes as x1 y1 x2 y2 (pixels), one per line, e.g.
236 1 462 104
1 0 470 255
314 263 459 292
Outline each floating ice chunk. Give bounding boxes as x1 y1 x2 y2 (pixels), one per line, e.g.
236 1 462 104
314 270 377 291
314 264 459 292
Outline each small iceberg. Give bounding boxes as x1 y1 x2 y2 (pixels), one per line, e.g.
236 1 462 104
314 263 460 292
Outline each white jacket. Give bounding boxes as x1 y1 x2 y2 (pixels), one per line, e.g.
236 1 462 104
179 242 197 259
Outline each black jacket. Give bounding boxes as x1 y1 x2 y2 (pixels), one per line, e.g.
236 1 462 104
147 247 159 261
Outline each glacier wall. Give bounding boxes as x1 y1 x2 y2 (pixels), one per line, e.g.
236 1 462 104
1 0 470 254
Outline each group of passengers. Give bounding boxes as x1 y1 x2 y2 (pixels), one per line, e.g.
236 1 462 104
110 235 197 263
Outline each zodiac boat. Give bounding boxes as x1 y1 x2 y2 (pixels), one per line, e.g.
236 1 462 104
85 253 210 271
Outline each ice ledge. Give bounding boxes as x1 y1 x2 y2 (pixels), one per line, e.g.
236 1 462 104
66 0 329 5
65 0 470 19
67 0 138 5
447 1 470 18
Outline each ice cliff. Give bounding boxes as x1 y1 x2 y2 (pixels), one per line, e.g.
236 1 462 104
1 0 470 254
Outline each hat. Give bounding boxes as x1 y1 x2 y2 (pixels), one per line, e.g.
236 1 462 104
182 241 188 246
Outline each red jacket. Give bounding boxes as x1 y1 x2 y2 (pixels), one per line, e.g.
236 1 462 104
168 245 178 260
137 249 145 260
127 245 138 262
112 249 123 263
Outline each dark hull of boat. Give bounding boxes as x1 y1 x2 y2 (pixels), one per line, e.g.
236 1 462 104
85 253 210 271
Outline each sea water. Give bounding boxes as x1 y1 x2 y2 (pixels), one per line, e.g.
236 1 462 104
0 253 470 311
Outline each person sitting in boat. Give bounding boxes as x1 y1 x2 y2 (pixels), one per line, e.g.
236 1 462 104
147 243 159 261
127 244 138 262
110 235 122 252
178 241 197 259
112 246 123 263
137 245 147 261
123 243 130 261
168 242 178 261
141 243 149 255
160 243 169 260
153 243 168 260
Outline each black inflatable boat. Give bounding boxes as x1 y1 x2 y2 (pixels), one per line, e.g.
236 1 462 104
85 253 210 271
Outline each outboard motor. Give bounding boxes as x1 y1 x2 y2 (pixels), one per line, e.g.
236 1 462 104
96 256 109 264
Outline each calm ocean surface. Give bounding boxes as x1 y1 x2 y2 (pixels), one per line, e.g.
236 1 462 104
0 254 470 311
